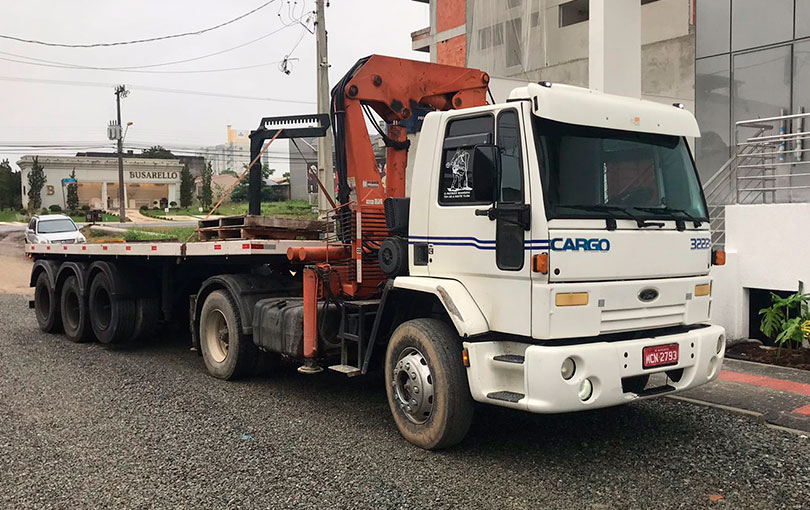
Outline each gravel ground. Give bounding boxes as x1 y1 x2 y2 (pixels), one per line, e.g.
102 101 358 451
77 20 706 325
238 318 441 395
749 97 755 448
1 294 809 509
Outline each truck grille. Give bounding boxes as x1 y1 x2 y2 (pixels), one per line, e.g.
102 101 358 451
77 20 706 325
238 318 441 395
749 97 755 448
600 304 686 333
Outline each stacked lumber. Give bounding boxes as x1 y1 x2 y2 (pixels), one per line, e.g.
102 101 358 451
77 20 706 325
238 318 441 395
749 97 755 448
196 215 326 241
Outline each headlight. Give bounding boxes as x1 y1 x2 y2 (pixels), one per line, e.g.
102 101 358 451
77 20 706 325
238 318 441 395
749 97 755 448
77 234 86 243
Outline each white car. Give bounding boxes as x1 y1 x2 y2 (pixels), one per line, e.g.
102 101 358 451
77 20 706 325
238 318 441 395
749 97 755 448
24 214 86 244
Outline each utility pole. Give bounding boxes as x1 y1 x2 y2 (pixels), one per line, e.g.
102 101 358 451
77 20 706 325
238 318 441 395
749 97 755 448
315 0 334 214
114 85 129 222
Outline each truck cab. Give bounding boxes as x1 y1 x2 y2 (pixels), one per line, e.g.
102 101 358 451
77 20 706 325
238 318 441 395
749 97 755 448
401 82 725 413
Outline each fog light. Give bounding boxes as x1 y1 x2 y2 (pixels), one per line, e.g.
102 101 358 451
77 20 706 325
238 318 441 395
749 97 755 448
578 379 593 401
561 358 576 380
716 335 725 354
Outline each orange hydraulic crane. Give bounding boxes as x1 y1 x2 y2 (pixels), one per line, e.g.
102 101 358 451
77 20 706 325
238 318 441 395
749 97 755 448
248 55 490 371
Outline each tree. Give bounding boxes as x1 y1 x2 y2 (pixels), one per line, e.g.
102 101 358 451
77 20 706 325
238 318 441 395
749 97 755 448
198 162 213 210
66 169 79 212
230 164 275 203
179 164 194 208
140 146 175 159
27 156 47 212
0 159 22 210
221 169 238 178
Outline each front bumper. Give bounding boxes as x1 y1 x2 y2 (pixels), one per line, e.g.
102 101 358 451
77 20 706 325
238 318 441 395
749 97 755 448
464 325 725 413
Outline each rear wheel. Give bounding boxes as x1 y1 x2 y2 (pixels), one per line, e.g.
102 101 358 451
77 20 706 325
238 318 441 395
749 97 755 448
384 318 473 450
60 275 92 342
88 271 136 346
34 271 62 333
199 290 258 380
129 297 159 342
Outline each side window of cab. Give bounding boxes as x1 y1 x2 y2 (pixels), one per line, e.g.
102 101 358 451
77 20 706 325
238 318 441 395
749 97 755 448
438 115 494 205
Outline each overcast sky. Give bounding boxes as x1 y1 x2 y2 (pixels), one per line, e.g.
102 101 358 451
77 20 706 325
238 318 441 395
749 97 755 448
0 0 429 171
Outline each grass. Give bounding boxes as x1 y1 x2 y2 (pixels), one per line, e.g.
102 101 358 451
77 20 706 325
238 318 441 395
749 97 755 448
140 200 317 220
85 226 197 243
0 209 26 222
0 208 119 223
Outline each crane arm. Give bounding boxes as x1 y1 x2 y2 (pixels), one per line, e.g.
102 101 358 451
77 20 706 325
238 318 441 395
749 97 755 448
331 55 490 207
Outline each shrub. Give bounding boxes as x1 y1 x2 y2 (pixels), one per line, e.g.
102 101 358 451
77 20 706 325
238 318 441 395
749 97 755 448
760 280 810 350
169 201 177 208
81 204 91 212
49 204 63 213
40 208 49 215
139 205 149 212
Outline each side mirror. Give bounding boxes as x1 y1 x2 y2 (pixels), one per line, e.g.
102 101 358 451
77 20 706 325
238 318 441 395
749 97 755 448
471 144 500 203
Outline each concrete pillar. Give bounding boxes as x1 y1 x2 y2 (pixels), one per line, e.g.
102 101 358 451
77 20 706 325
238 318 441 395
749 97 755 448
101 182 108 211
588 0 641 98
168 183 177 205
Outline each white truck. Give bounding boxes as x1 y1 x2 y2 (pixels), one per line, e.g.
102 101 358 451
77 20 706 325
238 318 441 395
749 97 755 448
27 56 725 450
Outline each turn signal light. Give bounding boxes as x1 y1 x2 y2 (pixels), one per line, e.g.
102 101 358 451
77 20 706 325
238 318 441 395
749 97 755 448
555 292 589 307
695 283 712 297
712 250 726 266
532 253 549 274
461 348 470 367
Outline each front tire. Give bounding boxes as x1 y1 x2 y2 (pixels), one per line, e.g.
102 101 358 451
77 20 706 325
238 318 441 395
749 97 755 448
384 318 474 450
199 290 258 380
34 271 62 333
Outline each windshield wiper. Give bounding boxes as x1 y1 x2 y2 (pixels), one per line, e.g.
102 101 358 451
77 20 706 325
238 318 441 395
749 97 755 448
631 206 704 228
560 204 665 229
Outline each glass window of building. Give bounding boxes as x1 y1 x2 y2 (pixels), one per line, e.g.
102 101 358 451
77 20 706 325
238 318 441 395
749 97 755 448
732 0 793 52
696 0 730 58
797 0 810 39
695 55 732 180
793 40 810 115
732 46 792 124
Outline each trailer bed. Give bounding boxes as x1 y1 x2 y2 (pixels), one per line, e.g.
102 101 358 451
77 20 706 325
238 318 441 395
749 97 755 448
25 239 326 258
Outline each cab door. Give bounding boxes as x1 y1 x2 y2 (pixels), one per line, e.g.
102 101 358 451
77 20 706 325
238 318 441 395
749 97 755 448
421 108 532 337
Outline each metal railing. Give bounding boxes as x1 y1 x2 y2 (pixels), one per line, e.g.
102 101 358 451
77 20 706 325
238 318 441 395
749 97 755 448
703 110 810 249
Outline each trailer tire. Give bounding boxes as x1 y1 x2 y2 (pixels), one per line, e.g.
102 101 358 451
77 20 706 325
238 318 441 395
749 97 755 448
199 290 258 380
384 318 473 450
89 271 137 346
60 275 92 343
129 298 159 342
34 271 62 334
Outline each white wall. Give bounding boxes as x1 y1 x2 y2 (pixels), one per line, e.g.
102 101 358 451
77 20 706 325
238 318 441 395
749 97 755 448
711 203 810 339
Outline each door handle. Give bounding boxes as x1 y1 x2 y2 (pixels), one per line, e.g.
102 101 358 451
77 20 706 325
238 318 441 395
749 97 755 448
474 207 495 220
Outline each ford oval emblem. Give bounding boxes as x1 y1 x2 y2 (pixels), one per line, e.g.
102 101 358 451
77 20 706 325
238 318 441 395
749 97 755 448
638 288 659 302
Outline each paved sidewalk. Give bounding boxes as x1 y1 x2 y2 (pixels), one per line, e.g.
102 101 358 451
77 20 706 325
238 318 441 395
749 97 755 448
678 357 810 434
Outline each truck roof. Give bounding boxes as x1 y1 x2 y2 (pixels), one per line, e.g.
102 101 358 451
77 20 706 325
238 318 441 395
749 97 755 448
509 82 700 138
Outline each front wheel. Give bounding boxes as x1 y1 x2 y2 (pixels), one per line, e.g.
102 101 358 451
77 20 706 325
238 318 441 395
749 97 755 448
199 290 258 380
384 318 474 450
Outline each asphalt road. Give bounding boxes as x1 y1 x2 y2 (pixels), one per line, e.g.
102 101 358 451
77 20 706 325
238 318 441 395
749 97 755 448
1 293 809 510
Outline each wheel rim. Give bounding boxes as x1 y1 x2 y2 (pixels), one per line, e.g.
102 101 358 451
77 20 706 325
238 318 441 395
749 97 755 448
392 347 435 424
204 308 230 364
64 288 80 330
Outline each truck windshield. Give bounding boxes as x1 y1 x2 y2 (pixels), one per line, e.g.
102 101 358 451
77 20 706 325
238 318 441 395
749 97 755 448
37 219 77 233
534 117 708 223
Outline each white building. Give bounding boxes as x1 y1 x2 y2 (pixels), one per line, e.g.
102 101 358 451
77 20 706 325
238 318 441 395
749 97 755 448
18 155 183 211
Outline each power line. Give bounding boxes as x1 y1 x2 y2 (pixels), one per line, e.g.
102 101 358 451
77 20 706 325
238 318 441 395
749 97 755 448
0 25 295 72
0 75 316 104
0 1 278 48
0 55 286 75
